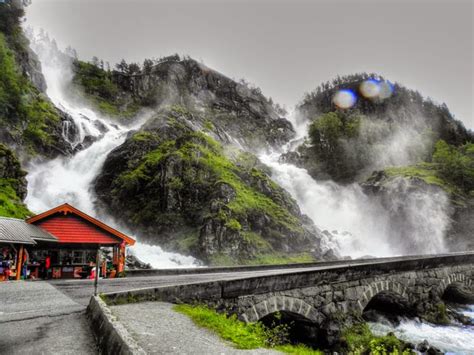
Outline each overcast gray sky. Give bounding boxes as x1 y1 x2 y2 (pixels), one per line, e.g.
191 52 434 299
25 0 473 129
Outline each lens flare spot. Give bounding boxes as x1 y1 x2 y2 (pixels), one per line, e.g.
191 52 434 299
360 79 381 99
379 81 394 99
333 89 357 109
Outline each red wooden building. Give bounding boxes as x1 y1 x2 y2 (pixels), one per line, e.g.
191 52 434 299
23 203 135 279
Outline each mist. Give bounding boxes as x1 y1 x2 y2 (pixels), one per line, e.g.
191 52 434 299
260 108 452 258
24 30 199 268
23 25 455 261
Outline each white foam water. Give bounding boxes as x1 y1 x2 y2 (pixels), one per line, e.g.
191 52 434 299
24 30 198 268
259 110 450 258
369 308 474 354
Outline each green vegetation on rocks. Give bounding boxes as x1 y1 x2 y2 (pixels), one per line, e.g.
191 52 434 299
0 178 31 218
95 107 322 264
0 144 31 218
72 60 139 118
342 323 412 355
373 140 474 198
174 304 323 354
0 4 66 157
72 55 294 150
289 73 472 183
432 140 474 194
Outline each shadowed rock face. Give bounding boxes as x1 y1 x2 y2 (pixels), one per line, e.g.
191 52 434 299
443 283 474 305
363 291 417 325
94 107 325 264
74 56 295 152
0 143 27 200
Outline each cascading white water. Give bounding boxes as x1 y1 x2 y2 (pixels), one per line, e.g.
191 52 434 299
24 31 198 268
369 306 474 353
260 152 392 257
260 113 474 352
260 111 450 258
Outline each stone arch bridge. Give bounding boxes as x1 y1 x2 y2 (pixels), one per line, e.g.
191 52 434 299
104 253 474 340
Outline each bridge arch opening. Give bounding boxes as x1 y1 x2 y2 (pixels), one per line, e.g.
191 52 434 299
259 311 328 349
240 296 327 349
362 291 416 324
442 282 474 305
438 273 473 303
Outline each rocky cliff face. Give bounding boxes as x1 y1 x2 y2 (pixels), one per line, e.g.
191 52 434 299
73 56 294 152
0 3 74 160
0 143 31 218
94 106 326 264
283 73 472 183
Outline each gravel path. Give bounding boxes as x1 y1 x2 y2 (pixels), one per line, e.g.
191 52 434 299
111 302 280 355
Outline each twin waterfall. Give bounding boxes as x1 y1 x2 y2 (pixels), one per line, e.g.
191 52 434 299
23 34 474 352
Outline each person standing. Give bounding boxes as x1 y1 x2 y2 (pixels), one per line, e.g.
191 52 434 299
22 248 29 279
3 252 12 281
44 254 51 279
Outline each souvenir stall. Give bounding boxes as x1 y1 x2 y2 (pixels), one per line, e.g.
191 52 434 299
0 203 134 281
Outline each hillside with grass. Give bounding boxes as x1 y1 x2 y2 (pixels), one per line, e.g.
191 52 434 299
0 2 71 159
95 105 327 264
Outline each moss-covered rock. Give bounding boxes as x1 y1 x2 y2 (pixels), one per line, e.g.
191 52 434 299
340 323 413 354
286 74 472 183
72 56 294 151
95 107 324 264
0 4 72 158
0 143 31 218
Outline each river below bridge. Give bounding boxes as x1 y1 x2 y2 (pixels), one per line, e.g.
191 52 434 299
369 304 474 353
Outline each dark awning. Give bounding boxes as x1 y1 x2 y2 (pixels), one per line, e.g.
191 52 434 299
0 216 57 245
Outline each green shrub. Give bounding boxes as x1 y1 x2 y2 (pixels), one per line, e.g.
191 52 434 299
433 140 474 193
174 304 323 354
342 323 410 355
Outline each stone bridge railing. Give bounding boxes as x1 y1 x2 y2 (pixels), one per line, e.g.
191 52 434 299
103 252 474 326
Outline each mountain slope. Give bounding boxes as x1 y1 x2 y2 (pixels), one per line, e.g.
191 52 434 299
94 106 327 264
0 143 31 218
0 3 72 159
284 73 472 183
71 56 294 152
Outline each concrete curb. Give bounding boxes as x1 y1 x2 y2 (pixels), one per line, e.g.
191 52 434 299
86 296 146 355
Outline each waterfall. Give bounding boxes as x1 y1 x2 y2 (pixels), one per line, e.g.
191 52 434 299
24 31 198 268
259 112 450 258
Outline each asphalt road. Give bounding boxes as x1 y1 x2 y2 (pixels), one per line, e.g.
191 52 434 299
0 282 97 355
0 265 326 355
1 255 464 354
48 264 346 306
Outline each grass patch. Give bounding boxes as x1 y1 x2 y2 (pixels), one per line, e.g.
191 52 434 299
248 253 316 265
0 178 31 218
207 252 315 266
174 304 322 354
384 163 460 195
